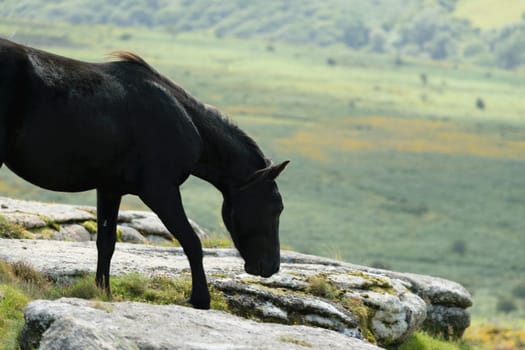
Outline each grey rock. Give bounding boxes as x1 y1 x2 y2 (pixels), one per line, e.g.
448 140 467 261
20 298 384 350
116 210 146 223
379 271 472 308
117 226 147 244
40 317 138 350
276 250 473 339
0 197 94 223
145 235 173 245
188 218 209 239
119 210 208 240
121 211 208 240
423 305 471 339
121 212 172 239
365 270 472 339
53 225 91 242
0 197 207 243
359 291 426 345
1 212 47 229
214 279 362 338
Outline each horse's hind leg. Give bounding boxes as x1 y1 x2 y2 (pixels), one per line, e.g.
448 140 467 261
139 185 210 309
0 111 5 168
95 190 122 294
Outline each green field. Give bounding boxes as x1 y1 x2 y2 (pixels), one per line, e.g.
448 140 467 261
0 17 524 326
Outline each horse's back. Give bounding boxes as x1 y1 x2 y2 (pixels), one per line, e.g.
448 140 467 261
0 40 202 194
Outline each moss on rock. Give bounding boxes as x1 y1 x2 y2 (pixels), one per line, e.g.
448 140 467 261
0 214 33 239
29 227 55 240
347 271 397 295
37 215 60 231
81 220 97 234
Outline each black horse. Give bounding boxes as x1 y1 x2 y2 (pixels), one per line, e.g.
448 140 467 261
0 38 289 309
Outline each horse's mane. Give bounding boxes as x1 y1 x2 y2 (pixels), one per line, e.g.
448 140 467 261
111 51 269 168
110 51 150 69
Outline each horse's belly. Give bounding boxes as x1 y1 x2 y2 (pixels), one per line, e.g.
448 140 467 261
5 155 98 192
5 131 112 192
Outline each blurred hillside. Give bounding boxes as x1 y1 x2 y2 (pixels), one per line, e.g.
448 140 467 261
2 0 525 68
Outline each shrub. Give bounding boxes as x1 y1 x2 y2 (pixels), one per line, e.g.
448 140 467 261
420 73 428 85
371 261 392 270
495 30 525 69
496 297 517 314
326 57 337 66
512 283 525 299
119 33 133 41
342 20 369 49
451 240 467 256
476 98 485 110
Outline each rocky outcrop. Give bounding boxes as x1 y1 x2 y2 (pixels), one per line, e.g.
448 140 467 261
0 238 471 348
0 196 208 243
0 196 472 349
20 298 383 350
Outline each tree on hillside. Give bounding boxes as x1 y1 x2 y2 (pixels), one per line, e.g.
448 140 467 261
429 32 456 60
494 29 525 69
369 28 388 53
400 9 442 49
342 20 369 49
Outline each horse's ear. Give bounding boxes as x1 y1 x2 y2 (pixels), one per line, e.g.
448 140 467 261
267 160 290 180
239 161 290 191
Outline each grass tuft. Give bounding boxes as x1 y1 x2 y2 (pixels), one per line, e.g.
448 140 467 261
392 332 473 350
0 285 31 350
201 235 233 249
307 275 339 300
59 275 106 300
0 215 32 239
9 262 49 290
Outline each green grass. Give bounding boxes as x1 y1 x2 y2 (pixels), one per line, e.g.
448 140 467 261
394 332 473 350
0 260 229 348
464 318 525 350
0 19 524 323
0 285 30 350
0 215 34 240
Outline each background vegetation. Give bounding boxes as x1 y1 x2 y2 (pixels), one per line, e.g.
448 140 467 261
0 2 524 348
3 0 525 68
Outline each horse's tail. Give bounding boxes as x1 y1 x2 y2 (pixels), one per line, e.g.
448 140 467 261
0 38 26 165
0 47 7 165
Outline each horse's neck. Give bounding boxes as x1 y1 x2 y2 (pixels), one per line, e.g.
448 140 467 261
189 105 266 193
159 78 267 192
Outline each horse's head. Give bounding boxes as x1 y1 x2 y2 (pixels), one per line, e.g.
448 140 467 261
222 161 289 278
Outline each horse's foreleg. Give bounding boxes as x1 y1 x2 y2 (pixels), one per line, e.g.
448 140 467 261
139 185 210 309
95 190 121 295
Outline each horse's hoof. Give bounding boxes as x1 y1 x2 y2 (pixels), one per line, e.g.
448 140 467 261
189 297 211 310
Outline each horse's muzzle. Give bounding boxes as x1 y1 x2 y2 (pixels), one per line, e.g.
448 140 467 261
244 260 280 278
